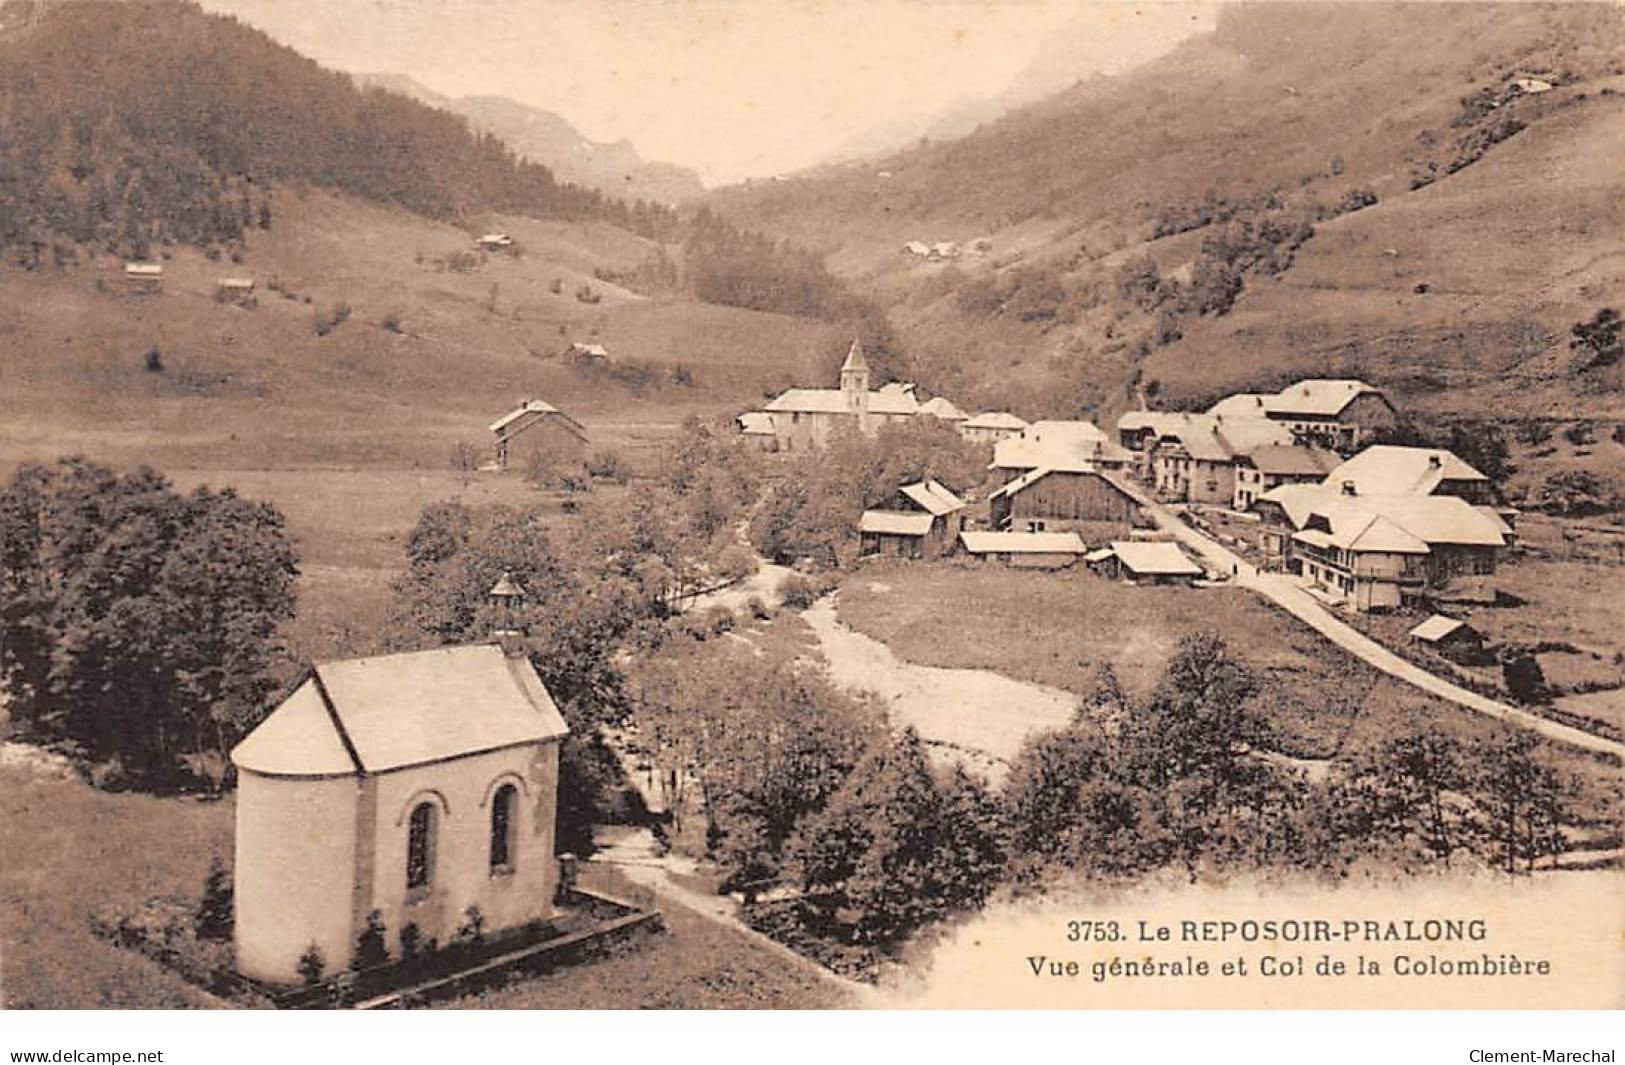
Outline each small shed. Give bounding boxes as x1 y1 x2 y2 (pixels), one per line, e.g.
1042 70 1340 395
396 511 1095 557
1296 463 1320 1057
1107 541 1204 585
564 342 608 364
476 233 514 251
736 411 778 451
216 277 257 306
958 530 1086 569
859 510 936 559
123 262 164 293
1409 614 1482 646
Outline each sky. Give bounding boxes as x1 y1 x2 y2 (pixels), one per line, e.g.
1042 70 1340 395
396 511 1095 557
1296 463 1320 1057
199 0 1214 186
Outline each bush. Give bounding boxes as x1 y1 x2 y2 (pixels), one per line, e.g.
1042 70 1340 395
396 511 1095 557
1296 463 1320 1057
584 449 629 483
777 573 819 610
399 922 422 959
297 944 326 986
143 345 163 372
704 606 735 636
381 310 403 333
453 905 486 949
1501 651 1548 705
194 859 233 941
354 909 389 970
1536 470 1617 516
745 595 772 621
714 544 757 584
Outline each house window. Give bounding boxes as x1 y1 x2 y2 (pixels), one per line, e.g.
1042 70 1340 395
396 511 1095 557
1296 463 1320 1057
1028 520 1046 533
407 802 437 893
490 783 517 874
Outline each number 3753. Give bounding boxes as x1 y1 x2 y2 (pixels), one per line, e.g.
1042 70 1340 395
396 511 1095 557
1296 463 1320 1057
1066 920 1123 942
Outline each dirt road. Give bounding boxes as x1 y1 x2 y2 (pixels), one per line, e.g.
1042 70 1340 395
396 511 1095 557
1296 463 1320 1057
1106 474 1625 759
800 597 1079 781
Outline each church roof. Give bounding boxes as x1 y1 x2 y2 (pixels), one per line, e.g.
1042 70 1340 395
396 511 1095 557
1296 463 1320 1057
232 645 569 778
762 388 919 415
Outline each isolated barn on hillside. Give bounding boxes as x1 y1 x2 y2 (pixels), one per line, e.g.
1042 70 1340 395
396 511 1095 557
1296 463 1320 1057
489 398 588 470
123 262 163 292
230 642 570 985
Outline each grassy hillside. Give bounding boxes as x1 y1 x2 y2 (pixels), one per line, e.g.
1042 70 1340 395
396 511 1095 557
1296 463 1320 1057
708 3 1625 426
0 187 843 473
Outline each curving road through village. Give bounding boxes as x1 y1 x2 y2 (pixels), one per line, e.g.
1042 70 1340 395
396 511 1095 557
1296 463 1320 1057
1104 474 1625 760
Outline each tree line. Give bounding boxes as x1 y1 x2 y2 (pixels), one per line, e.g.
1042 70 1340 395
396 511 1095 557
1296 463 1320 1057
0 0 670 265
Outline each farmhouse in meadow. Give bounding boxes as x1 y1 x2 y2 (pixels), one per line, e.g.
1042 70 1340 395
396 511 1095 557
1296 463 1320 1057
858 479 967 560
230 639 570 985
489 398 588 470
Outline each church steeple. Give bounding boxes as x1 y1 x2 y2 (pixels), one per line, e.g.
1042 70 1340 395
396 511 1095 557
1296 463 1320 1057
840 338 870 413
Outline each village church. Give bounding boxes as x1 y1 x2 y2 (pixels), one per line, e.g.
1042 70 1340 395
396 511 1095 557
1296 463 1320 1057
230 599 569 985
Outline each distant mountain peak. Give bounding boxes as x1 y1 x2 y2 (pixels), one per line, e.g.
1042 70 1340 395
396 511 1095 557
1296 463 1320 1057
353 73 705 205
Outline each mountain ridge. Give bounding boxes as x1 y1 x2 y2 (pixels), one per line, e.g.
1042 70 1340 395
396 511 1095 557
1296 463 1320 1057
353 72 706 206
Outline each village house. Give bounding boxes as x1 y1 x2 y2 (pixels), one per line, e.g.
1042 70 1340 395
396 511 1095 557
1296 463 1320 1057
489 398 588 470
858 480 967 559
1094 540 1205 586
230 639 570 985
1209 379 1397 452
1274 485 1510 611
1147 414 1294 504
918 395 969 426
960 411 1029 445
1116 410 1200 477
1321 446 1493 504
987 466 1140 536
958 529 1087 569
992 420 1133 477
1232 443 1342 510
752 341 962 452
735 411 778 452
123 261 163 292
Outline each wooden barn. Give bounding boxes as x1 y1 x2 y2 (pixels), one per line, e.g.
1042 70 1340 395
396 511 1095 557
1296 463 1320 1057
858 480 966 559
1100 541 1204 585
489 398 588 470
958 530 1087 569
988 467 1141 534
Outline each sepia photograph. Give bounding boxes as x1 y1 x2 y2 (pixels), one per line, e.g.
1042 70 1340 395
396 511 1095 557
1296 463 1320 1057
0 0 1621 1037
